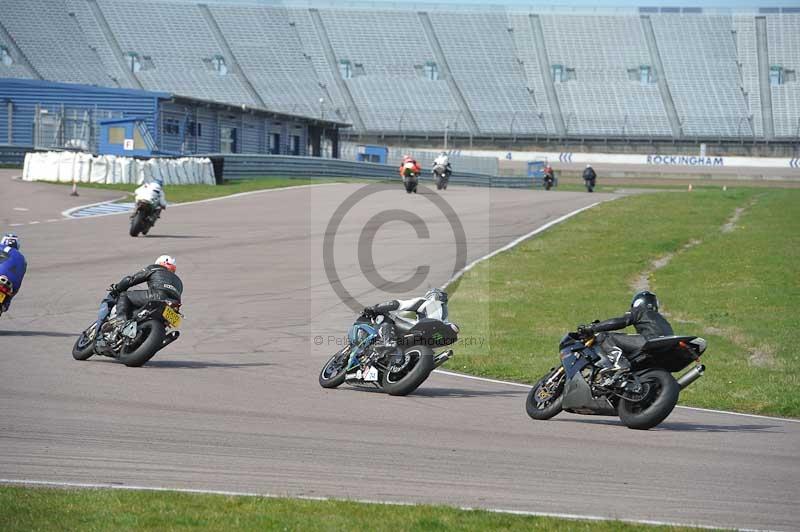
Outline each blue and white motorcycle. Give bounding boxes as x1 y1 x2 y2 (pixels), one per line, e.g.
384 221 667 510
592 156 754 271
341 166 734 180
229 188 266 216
318 311 458 396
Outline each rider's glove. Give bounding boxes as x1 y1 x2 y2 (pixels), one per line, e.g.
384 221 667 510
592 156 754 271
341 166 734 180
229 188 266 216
362 307 377 319
108 284 119 298
577 324 594 339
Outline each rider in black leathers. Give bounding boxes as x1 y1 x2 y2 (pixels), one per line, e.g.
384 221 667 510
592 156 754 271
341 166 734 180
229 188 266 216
109 255 182 324
578 290 673 373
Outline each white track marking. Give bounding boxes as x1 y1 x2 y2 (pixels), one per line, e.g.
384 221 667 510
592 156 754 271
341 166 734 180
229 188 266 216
28 221 39 225
61 182 342 219
0 479 770 531
9 223 23 227
433 369 800 424
12 207 28 211
441 201 601 290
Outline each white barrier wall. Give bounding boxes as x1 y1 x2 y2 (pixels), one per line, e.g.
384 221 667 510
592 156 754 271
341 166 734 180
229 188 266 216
22 151 216 185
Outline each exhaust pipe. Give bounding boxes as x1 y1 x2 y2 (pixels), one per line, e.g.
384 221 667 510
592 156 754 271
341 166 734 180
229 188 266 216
677 364 705 389
434 350 453 368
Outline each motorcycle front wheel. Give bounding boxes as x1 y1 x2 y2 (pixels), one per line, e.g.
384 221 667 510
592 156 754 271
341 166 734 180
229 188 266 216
129 211 145 237
319 346 350 389
526 367 565 420
381 346 434 396
72 323 97 360
617 369 679 430
117 319 165 367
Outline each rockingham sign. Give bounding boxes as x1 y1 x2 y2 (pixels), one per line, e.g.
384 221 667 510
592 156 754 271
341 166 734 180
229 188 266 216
444 148 797 170
646 154 725 166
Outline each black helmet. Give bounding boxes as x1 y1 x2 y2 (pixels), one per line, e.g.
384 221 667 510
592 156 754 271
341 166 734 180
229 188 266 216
631 290 659 312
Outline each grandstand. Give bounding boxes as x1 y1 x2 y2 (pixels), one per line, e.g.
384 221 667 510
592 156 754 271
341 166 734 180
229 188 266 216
0 0 798 147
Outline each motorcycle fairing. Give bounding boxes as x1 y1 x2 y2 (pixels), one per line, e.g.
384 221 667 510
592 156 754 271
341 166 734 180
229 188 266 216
561 371 616 415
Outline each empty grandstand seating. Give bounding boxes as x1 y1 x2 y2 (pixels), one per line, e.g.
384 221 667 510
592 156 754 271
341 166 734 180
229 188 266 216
0 1 797 141
652 14 753 138
1 0 111 86
540 15 672 137
767 14 800 138
97 0 256 106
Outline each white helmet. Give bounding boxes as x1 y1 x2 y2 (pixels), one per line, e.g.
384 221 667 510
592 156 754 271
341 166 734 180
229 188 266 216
586 164 592 168
155 255 176 272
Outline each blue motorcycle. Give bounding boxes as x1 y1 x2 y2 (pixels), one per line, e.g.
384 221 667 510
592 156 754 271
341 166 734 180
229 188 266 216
318 311 458 396
526 331 707 429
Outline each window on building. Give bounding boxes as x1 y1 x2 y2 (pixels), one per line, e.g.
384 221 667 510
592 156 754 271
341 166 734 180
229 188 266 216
163 118 181 136
353 63 365 77
126 52 141 73
221 126 237 153
270 132 281 154
188 120 202 137
0 46 12 66
339 60 352 79
424 61 439 81
290 135 301 156
108 126 125 145
133 128 147 150
639 65 654 85
552 64 563 83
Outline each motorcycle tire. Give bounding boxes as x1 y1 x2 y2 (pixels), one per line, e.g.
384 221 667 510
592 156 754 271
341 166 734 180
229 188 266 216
617 369 680 430
319 347 349 389
117 319 166 367
381 346 435 396
129 212 145 237
71 324 96 360
526 368 564 420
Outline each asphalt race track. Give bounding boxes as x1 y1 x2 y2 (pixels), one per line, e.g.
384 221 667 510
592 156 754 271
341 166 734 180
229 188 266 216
1 180 798 531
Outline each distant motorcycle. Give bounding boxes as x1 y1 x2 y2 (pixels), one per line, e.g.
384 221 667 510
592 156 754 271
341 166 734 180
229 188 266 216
432 164 450 190
319 311 458 395
72 290 182 367
525 331 707 429
129 200 161 237
543 171 555 191
401 162 419 194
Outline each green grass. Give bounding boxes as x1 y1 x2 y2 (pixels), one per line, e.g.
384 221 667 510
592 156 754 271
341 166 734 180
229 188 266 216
0 486 704 532
65 177 334 203
448 187 799 417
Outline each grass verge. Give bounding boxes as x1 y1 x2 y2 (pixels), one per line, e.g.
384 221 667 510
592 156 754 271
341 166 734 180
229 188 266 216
0 486 705 531
448 188 799 417
61 177 334 203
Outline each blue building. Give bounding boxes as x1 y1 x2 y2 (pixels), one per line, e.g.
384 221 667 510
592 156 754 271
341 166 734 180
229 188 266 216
0 79 346 157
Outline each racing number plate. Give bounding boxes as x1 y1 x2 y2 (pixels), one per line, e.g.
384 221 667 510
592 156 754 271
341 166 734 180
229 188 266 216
162 306 181 328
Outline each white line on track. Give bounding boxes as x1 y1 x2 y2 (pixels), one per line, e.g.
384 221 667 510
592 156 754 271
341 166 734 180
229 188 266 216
12 207 28 211
61 182 342 219
0 479 771 531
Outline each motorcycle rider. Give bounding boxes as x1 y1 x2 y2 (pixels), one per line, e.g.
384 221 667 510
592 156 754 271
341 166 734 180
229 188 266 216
134 179 167 213
432 152 452 177
106 255 182 328
543 164 555 189
358 288 449 366
399 154 421 178
577 290 674 375
582 164 597 192
0 234 27 316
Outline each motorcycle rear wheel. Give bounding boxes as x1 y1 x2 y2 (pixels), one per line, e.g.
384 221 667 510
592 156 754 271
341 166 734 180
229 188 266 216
319 347 349 389
381 346 434 396
117 319 165 367
617 369 679 430
526 368 564 420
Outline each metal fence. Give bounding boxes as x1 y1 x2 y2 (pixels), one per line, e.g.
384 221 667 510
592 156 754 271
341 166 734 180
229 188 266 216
33 105 121 153
210 154 536 188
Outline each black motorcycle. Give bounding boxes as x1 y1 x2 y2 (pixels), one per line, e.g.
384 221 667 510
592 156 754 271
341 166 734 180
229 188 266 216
543 171 555 191
72 291 182 367
319 312 458 395
526 331 706 430
432 164 450 190
129 200 161 237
